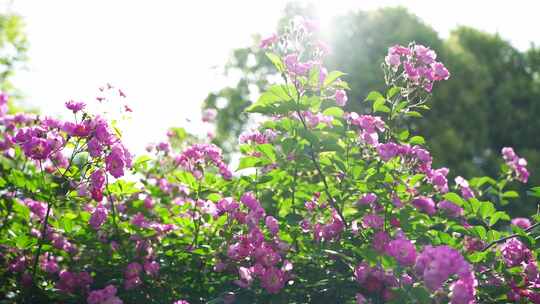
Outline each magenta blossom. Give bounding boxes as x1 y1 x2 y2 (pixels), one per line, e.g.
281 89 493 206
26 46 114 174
335 90 347 106
260 33 279 49
65 100 86 113
511 217 531 229
412 196 436 215
386 238 417 266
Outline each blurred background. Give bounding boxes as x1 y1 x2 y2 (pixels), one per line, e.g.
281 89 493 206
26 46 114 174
1 1 540 213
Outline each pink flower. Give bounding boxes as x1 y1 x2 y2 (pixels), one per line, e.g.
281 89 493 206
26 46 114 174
388 44 412 56
501 238 532 267
377 142 400 161
0 92 7 116
131 212 148 228
438 200 463 218
40 253 59 274
87 285 122 304
284 53 312 75
386 238 417 266
455 176 475 199
385 53 401 67
260 33 279 49
414 45 437 65
412 196 436 215
106 144 130 178
372 231 390 252
431 62 450 81
90 170 105 201
358 193 377 206
202 108 217 123
265 216 279 235
22 137 52 160
428 167 449 193
415 245 470 291
450 272 477 304
362 214 384 230
65 100 86 113
89 205 108 230
144 260 160 277
24 199 47 220
260 266 285 294
56 270 92 294
501 147 529 183
335 90 348 107
355 293 367 304
511 217 531 229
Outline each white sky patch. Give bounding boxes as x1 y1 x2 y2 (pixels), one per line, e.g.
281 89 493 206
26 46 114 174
3 0 539 154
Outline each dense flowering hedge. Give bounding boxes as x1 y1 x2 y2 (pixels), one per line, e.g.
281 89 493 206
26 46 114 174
1 17 540 304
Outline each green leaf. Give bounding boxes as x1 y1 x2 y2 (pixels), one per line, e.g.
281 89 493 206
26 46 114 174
489 211 510 226
406 111 423 118
245 84 296 113
443 192 466 207
62 218 73 233
479 201 496 220
386 86 400 99
322 106 344 118
265 52 285 72
237 156 261 171
468 251 488 263
323 71 346 87
411 287 431 303
502 191 519 199
472 226 487 239
256 144 276 162
398 129 409 141
373 98 390 113
409 136 425 145
365 91 383 102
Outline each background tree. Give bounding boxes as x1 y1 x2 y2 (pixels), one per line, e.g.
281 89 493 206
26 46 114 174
202 5 540 215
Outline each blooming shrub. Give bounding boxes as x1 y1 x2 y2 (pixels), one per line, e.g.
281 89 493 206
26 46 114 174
1 16 540 303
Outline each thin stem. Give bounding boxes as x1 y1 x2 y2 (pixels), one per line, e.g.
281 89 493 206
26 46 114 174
30 162 53 287
105 174 122 242
190 181 203 248
294 107 347 228
482 221 540 251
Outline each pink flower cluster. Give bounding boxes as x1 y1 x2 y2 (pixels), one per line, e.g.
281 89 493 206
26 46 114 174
414 245 471 292
385 44 450 92
455 176 475 199
89 204 108 230
40 253 59 274
0 92 8 116
87 285 123 304
174 143 232 180
220 193 292 294
202 108 217 123
346 113 385 145
502 147 529 183
124 262 142 290
302 111 333 128
239 129 277 145
354 262 407 301
501 238 532 267
56 270 93 294
386 237 417 266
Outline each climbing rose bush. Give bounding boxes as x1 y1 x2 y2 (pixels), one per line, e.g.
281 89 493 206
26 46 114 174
1 16 540 303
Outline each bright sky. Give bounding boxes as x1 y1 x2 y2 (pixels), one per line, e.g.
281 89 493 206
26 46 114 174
5 0 540 154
